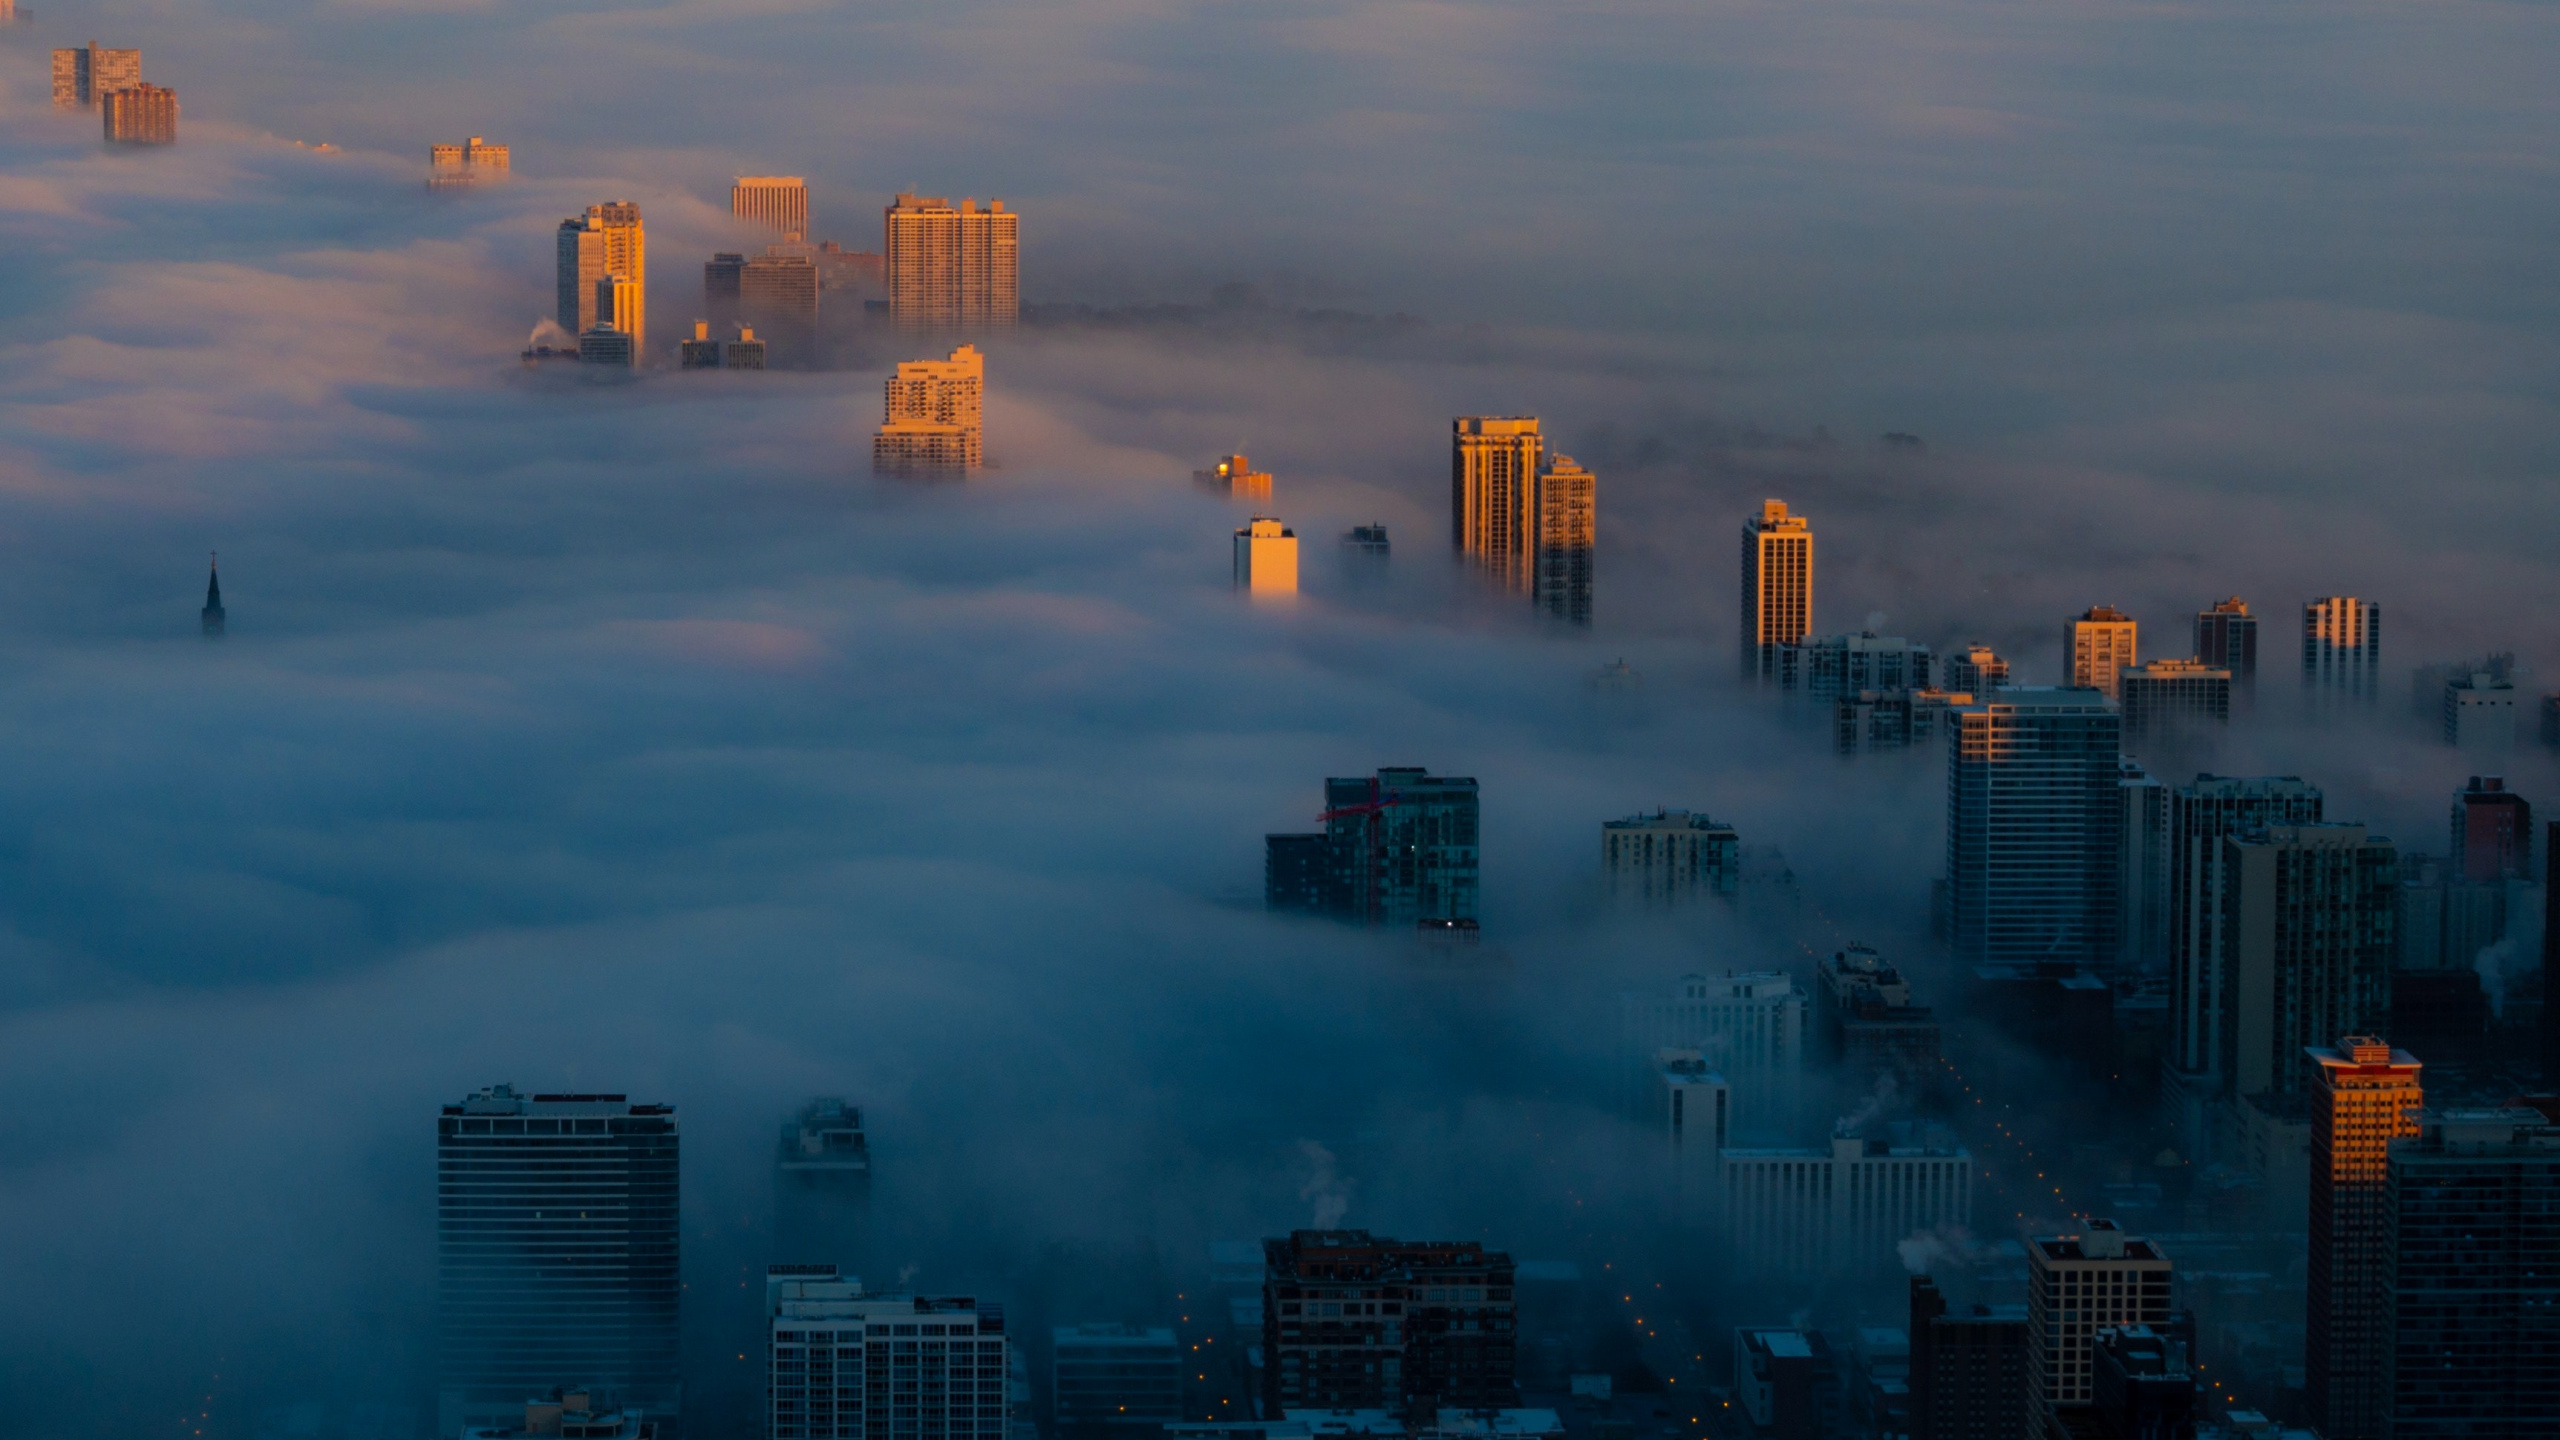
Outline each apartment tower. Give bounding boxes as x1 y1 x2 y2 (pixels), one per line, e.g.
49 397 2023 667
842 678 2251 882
2195 598 2258 688
1945 688 2124 966
102 85 177 144
1943 644 2010 696
437 1085 680 1436
775 1098 870 1279
883 193 1019 328
1450 416 1542 585
2025 1221 2172 1428
50 42 139 108
2449 775 2531 882
2065 606 2139 699
1741 500 1814 681
428 137 510 187
2305 1038 2423 1440
1601 809 1740 905
2117 658 2231 752
2221 826 2397 1102
2303 597 2383 702
1233 518 1299 595
764 1269 1013 1440
733 176 810 238
557 202 645 353
1909 1277 2033 1440
2382 1107 2560 1437
873 345 985 477
1532 456 1596 625
1261 1230 1517 1421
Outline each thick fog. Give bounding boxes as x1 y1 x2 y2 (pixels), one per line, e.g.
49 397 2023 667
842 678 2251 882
0 0 2556 1435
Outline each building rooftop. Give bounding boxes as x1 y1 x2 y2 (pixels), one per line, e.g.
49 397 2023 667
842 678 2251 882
443 1083 670 1118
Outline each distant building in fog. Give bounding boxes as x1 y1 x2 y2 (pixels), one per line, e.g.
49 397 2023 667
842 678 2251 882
1601 809 1738 905
1778 632 1932 701
1719 1125 1972 1277
1942 644 2008 696
1836 687 1968 753
2065 607 2138 699
1265 768 1479 930
1654 1047 1729 1228
2118 658 2230 752
1945 688 2122 967
2303 597 2382 704
103 84 178 144
1342 524 1390 564
874 345 985 477
2195 598 2257 688
1530 457 1594 626
1261 1230 1518 1418
767 1269 1012 1440
1053 1324 1182 1434
559 203 645 351
200 555 224 637
51 43 139 108
2444 670 2517 754
1194 454 1273 501
429 136 509 187
1910 1277 2032 1440
1741 500 1813 681
1620 972 1804 1139
733 176 809 237
1814 943 1940 1084
1234 518 1299 596
2450 775 2531 882
775 1098 869 1276
883 192 1019 328
743 247 821 316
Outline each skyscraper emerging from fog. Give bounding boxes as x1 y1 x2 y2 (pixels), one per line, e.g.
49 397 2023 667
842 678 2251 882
765 1268 1014 1440
2117 658 2231 752
2305 1038 2422 1440
200 555 224 638
559 202 645 353
883 193 1019 328
102 85 178 145
734 176 810 237
1233 517 1299 595
437 1085 680 1436
1602 809 1739 905
1741 500 1813 681
1452 418 1594 622
1261 1230 1517 1421
1945 688 2123 967
874 345 985 477
2381 1106 2560 1437
2065 606 2138 699
2196 598 2257 689
1531 457 1595 624
1621 972 1806 1139
1943 643 2009 696
2303 597 2382 703
2449 774 2530 882
51 42 139 108
775 1098 870 1277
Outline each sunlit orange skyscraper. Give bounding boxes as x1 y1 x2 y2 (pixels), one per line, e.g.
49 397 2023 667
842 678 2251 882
1741 500 1813 680
873 345 985 477
557 202 646 355
2305 1037 2422 1440
883 194 1018 329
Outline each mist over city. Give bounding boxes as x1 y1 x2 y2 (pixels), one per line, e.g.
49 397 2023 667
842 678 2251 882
0 3 2555 1440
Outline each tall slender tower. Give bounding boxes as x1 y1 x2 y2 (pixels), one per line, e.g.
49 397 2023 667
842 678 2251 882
1451 416 1543 586
2305 1038 2422 1440
2221 825 2397 1100
2303 597 2382 703
1531 456 1595 625
1945 688 2123 965
2065 606 2139 699
200 554 224 638
2195 598 2257 689
1740 500 1813 681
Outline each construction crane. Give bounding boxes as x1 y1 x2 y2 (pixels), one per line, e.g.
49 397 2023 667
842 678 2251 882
1317 787 1402 823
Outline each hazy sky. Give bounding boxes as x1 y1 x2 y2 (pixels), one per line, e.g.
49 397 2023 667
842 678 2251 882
0 0 2555 1434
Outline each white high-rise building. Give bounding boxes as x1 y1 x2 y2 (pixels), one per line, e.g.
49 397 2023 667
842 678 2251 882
1233 518 1299 596
2026 1221 2172 1415
2444 670 2517 755
1620 972 1804 1138
1716 1126 1972 1277
766 1268 1013 1440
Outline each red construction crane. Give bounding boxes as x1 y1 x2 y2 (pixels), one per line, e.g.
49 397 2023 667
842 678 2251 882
1317 788 1403 823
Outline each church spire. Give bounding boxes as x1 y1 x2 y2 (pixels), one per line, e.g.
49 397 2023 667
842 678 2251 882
201 552 225 638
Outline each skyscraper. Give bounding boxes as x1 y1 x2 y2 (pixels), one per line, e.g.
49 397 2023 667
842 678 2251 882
2222 826 2397 1101
1233 518 1298 595
2449 775 2531 881
873 345 985 477
1193 454 1272 501
1945 688 2123 966
428 137 510 187
2117 658 2231 752
2025 1221 2172 1425
2303 597 2382 703
1741 500 1814 681
2382 1106 2560 1438
437 1085 680 1436
883 194 1019 328
102 84 177 144
2065 607 2139 699
1318 767 1479 928
2305 1038 2423 1440
1530 456 1595 625
1601 809 1739 905
1717 1126 1973 1278
1778 631 1933 699
765 1268 1014 1440
2195 598 2258 688
743 248 822 317
1264 833 1330 913
1620 972 1806 1138
558 203 645 353
1655 1047 1729 1227
1261 1230 1517 1421
733 176 810 238
1942 643 2009 696
1051 1324 1182 1435
51 42 139 108
2160 776 2324 1153
2442 670 2517 754
200 554 224 638
1449 416 1542 585
1909 1277 2033 1440
775 1098 870 1278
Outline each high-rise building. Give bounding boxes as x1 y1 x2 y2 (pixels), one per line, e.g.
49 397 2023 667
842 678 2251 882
1233 518 1298 595
1836 687 1971 754
1815 943 1942 1084
558 203 645 352
681 320 722 369
200 555 224 638
102 84 177 144
2221 826 2396 1101
51 42 140 108
2303 598 2382 703
1620 972 1806 1139
1741 500 1814 681
2548 819 2560 1087
1193 454 1272 501
1531 457 1595 625
706 252 747 314
874 345 985 478
1601 809 1739 905
2117 659 2230 751
1945 688 2124 966
2195 598 2258 690
1264 833 1330 913
2160 776 2325 1152
1734 1326 1841 1440
2025 1221 2172 1423
578 326 636 367
776 1098 870 1278
1261 1230 1517 1421
2450 775 2531 882
1943 644 2011 697
1718 1126 1973 1277
2382 1106 2560 1438
1052 1325 1182 1435
2084 1324 2199 1440
726 326 767 370
437 1085 679 1436
883 194 1019 328
1321 768 1478 928
1451 416 1540 575
734 177 810 238
2117 762 2170 978
1909 1277 2033 1440
1341 524 1391 565
2305 1038 2423 1440
2443 670 2517 754
2065 607 2139 699
765 1268 1013 1440
1655 1047 1730 1228
744 247 822 316
1778 632 1933 700
429 137 510 187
